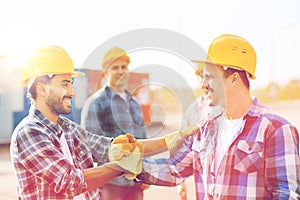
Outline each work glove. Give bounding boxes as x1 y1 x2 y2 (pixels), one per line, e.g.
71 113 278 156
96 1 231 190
108 133 144 180
164 124 198 154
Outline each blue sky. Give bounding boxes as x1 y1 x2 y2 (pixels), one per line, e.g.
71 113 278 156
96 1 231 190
0 0 299 89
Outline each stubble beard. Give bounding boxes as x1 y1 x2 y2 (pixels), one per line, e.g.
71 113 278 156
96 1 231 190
46 90 71 116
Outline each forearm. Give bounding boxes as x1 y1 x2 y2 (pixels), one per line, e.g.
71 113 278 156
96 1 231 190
140 125 198 157
83 163 123 191
139 137 167 156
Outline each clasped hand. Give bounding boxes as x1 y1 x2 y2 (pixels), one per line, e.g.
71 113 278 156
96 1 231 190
108 133 144 180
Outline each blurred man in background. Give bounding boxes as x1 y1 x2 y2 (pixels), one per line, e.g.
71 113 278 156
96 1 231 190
81 47 148 200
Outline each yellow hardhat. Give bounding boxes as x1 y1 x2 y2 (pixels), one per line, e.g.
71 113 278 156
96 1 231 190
21 45 84 86
193 34 257 79
102 47 130 70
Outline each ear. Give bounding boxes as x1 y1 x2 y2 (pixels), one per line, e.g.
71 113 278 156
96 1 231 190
231 72 239 85
101 69 108 77
36 82 48 97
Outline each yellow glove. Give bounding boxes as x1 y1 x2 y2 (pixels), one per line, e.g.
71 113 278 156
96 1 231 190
164 124 198 154
109 134 144 160
108 133 143 180
108 134 133 160
124 133 144 155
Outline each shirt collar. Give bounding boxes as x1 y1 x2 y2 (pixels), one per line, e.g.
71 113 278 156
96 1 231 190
104 85 132 100
207 97 267 122
30 105 65 137
244 97 268 118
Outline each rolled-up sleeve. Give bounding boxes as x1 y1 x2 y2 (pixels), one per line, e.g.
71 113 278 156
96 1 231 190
138 135 194 186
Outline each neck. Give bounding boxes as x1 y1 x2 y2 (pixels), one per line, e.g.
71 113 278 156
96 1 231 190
224 91 252 120
35 101 59 124
108 83 126 93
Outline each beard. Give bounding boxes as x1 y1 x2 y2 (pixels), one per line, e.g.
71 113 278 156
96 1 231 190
46 89 71 115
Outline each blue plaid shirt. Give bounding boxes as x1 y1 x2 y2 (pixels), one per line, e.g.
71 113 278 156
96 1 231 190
81 85 146 187
10 106 113 199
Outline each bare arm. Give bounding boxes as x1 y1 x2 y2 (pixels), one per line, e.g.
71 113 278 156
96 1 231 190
139 125 199 157
139 137 167 156
83 163 123 191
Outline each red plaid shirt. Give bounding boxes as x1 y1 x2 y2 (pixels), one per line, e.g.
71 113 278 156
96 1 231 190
139 98 300 199
10 107 112 199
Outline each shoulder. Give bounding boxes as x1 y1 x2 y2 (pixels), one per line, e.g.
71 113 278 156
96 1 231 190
87 89 106 101
245 107 299 141
11 115 53 144
130 96 142 106
260 111 292 128
14 115 45 133
250 99 291 127
82 88 108 108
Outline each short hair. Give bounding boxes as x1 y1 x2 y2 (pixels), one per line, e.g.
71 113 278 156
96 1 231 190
221 67 250 89
27 75 55 101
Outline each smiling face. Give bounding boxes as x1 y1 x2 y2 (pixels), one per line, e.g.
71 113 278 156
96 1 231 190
201 63 227 107
44 74 75 116
104 57 129 92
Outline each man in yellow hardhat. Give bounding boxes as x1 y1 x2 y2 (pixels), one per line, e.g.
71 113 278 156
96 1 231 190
81 47 149 200
133 34 300 199
11 44 198 200
10 45 146 199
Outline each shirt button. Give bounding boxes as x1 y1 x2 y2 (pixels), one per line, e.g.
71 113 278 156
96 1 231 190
218 169 224 175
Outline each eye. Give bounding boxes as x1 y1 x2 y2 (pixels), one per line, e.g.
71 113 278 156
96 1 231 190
111 65 118 70
62 81 72 88
204 74 210 80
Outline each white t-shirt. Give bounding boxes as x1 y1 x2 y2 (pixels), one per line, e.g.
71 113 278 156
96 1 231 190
215 115 244 171
60 133 87 200
116 92 127 102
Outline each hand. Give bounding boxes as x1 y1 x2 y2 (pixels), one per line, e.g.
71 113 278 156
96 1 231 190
108 133 143 180
109 134 133 160
124 133 144 155
164 124 198 154
109 133 144 160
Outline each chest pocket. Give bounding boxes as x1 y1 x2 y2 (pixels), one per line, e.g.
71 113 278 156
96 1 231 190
234 140 264 173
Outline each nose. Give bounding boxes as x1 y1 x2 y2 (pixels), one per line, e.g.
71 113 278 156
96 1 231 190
68 86 75 97
200 77 207 88
200 78 209 95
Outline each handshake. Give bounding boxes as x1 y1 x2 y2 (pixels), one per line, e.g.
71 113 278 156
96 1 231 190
108 124 199 180
108 133 144 180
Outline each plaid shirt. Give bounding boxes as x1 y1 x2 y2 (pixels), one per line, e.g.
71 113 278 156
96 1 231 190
139 98 300 199
81 85 146 187
10 106 112 199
